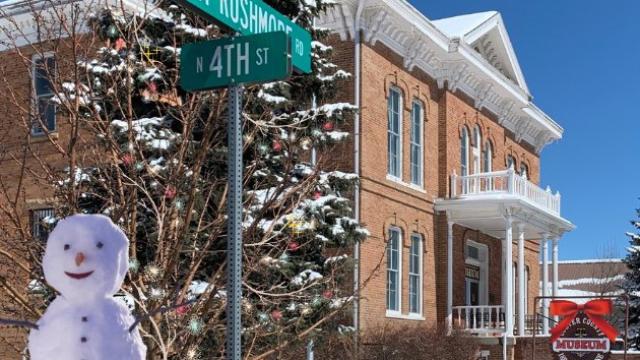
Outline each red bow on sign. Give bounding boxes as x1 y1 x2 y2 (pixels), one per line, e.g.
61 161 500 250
549 299 618 343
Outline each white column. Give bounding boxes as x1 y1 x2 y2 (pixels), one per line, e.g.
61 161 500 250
447 220 454 332
517 223 525 336
504 215 514 336
541 234 549 334
552 237 559 322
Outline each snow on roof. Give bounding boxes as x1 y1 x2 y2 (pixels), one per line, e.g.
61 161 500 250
431 11 498 39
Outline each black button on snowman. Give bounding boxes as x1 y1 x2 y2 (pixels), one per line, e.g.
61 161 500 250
28 214 146 360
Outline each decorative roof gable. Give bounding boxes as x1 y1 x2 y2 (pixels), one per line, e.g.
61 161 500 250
432 11 529 94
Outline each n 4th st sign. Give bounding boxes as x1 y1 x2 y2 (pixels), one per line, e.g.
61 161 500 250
176 0 311 74
180 32 292 91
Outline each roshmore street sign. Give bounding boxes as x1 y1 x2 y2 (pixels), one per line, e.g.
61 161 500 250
180 31 292 91
176 0 312 74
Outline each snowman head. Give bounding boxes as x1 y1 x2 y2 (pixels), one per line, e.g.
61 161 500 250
43 214 129 300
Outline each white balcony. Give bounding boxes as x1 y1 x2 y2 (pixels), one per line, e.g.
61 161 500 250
437 169 574 338
435 169 573 241
450 169 561 216
453 305 505 336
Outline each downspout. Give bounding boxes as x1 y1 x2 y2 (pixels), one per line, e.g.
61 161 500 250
353 0 365 353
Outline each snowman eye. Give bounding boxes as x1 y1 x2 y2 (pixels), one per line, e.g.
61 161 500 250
96 242 104 249
64 244 70 251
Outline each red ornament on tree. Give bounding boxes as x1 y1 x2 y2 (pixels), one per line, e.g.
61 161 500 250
148 81 158 94
272 140 282 153
271 309 283 321
121 153 134 166
322 121 335 132
114 38 126 51
287 242 300 251
164 185 177 199
176 304 190 316
322 290 333 300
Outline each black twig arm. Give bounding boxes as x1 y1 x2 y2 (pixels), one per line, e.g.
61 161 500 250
0 318 39 330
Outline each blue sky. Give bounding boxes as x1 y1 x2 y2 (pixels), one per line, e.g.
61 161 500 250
410 0 640 260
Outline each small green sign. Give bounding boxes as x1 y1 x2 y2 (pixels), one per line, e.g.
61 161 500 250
176 0 311 74
180 32 292 91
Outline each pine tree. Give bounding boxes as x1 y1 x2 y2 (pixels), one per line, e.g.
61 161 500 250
16 0 367 358
623 208 640 349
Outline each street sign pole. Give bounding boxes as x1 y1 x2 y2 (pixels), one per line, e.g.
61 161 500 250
226 83 243 360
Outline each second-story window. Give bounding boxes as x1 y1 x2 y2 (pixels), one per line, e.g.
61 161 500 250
483 141 492 173
387 88 402 178
386 227 401 313
460 127 469 176
409 233 422 315
410 101 423 186
520 163 529 178
32 55 56 135
507 155 516 170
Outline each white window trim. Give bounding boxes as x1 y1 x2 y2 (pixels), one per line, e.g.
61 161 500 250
387 87 403 179
31 52 57 136
386 226 402 316
408 233 423 316
409 100 424 187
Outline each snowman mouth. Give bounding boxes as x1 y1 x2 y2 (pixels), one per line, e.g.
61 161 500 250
64 271 94 279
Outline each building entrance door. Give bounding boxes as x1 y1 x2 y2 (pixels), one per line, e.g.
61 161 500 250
465 278 480 306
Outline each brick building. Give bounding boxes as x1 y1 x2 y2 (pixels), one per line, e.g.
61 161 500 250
0 0 581 359
318 1 575 359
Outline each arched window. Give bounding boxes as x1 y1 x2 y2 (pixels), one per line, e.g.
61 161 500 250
460 127 469 176
409 233 423 315
410 100 423 186
386 227 402 313
482 141 492 173
387 88 402 178
472 126 481 174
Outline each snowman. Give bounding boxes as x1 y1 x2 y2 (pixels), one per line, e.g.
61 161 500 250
28 214 147 360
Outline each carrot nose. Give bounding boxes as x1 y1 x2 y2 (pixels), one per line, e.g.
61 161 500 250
75 252 86 267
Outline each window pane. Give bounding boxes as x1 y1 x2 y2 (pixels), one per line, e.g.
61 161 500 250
35 57 54 95
387 229 400 311
36 97 56 133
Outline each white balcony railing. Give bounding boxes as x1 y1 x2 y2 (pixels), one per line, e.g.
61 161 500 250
450 169 561 215
453 305 505 335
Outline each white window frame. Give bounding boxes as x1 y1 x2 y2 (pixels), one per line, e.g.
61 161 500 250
386 227 402 315
387 87 402 179
31 52 57 136
408 233 423 315
507 155 516 170
409 100 423 187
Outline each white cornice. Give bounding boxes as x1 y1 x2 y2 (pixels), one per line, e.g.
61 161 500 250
319 0 564 153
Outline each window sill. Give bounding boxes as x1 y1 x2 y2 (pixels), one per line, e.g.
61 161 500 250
385 174 426 193
385 311 425 321
30 131 58 143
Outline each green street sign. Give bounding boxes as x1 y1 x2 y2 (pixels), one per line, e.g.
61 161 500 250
176 0 311 74
180 32 292 91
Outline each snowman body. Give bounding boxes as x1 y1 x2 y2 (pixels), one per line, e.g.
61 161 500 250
29 297 144 360
28 214 146 359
